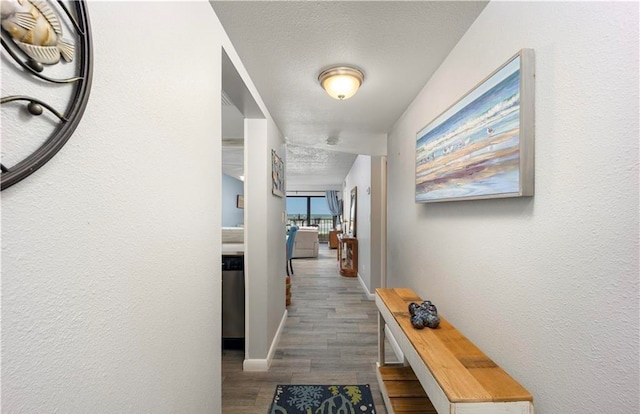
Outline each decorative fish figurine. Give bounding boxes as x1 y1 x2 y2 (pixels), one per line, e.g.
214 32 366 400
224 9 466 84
1 0 74 64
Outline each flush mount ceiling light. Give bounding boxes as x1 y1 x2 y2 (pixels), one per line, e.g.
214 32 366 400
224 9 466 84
318 66 364 100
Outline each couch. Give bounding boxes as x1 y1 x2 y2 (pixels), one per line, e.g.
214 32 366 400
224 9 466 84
292 227 319 258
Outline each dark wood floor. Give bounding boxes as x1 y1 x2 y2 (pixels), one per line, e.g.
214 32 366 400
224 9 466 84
222 244 394 413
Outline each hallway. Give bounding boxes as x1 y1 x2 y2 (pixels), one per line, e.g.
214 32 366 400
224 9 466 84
222 244 392 413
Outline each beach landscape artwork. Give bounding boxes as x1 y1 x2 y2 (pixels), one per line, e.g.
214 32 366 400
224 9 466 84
416 49 534 203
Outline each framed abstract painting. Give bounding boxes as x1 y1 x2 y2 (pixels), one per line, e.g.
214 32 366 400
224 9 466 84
415 49 534 203
271 149 285 198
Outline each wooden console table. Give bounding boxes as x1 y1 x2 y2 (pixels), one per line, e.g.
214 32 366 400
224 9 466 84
337 235 358 277
376 288 533 414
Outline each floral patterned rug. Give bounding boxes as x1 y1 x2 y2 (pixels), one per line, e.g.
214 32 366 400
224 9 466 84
268 384 377 414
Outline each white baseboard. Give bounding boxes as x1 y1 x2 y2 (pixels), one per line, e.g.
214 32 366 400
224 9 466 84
267 309 288 365
385 325 405 363
242 358 269 372
242 309 288 372
357 273 375 300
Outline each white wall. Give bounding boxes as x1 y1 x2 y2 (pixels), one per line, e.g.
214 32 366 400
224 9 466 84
344 155 385 296
222 173 244 227
1 1 288 410
386 2 639 414
1 2 222 412
344 156 371 291
244 119 286 369
265 123 287 362
370 156 385 290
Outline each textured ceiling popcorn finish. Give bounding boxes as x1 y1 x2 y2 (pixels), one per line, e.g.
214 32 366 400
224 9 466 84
212 0 488 188
286 145 356 191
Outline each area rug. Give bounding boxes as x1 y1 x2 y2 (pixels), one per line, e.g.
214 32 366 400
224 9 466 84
268 384 376 414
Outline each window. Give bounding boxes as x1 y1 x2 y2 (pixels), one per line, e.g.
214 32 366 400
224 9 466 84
286 196 333 242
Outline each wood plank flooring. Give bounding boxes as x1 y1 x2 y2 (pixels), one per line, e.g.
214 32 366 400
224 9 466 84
222 244 396 413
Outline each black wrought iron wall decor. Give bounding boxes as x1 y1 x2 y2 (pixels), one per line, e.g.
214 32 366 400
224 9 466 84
1 0 92 190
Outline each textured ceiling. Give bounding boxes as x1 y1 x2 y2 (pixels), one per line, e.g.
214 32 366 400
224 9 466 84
286 145 357 191
214 0 488 188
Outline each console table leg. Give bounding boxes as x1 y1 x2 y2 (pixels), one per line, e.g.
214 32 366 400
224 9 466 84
378 311 386 367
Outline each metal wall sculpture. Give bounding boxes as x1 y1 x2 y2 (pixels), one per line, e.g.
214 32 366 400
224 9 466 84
1 0 93 190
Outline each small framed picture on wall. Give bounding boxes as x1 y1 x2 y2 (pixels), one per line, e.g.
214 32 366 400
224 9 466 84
236 194 244 209
271 149 285 198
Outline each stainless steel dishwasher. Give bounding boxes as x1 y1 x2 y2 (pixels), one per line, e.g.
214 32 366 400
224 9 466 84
222 254 244 349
